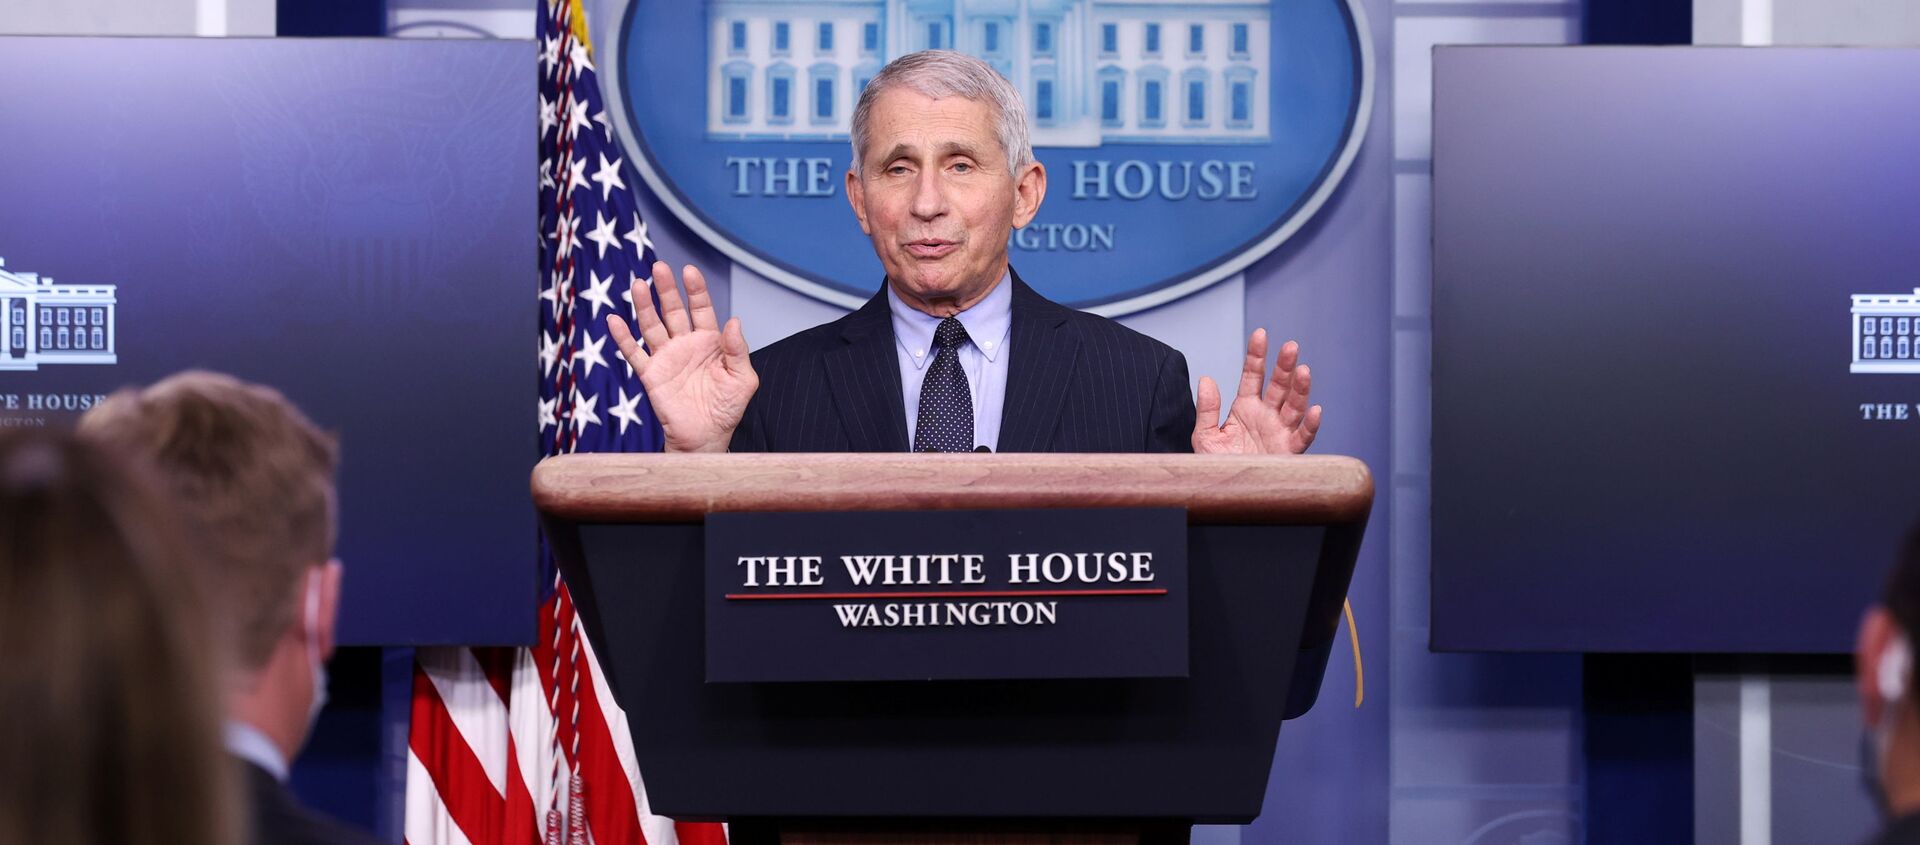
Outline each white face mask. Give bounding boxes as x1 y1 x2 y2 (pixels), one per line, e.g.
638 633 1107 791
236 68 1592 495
302 568 329 738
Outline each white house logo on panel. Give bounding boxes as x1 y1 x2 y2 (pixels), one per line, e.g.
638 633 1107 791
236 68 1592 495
1852 289 1920 374
0 257 118 371
609 0 1370 315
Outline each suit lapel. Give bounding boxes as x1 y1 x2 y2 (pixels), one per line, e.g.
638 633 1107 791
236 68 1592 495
823 287 909 451
998 271 1080 452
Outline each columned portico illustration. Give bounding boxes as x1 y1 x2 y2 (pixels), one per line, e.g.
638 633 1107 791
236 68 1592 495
1852 288 1920 373
0 257 118 371
706 0 1271 148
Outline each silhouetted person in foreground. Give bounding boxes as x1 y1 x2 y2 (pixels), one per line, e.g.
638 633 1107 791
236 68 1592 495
0 430 238 845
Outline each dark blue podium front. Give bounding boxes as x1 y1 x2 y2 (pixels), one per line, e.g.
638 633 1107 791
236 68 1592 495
534 453 1371 835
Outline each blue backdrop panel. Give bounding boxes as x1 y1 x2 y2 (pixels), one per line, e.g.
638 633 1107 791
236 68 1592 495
1431 46 1920 653
0 36 537 646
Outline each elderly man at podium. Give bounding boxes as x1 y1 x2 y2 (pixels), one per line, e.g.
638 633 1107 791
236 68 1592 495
609 50 1321 456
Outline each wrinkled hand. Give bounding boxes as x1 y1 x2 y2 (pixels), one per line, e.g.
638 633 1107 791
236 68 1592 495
606 262 758 453
1192 329 1322 454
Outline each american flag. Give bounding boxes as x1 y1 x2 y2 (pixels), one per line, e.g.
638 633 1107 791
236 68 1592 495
403 3 726 845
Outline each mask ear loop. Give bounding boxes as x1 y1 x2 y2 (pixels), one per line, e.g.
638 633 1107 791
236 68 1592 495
1883 635 1911 704
299 567 331 742
1878 634 1912 761
302 568 324 674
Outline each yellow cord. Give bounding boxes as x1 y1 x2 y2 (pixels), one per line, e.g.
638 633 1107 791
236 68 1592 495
1344 598 1363 707
566 0 593 51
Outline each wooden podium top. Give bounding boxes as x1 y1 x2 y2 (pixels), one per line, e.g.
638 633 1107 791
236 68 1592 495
531 453 1372 525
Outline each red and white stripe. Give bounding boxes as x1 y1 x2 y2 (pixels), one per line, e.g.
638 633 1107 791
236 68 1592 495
407 1 725 840
405 584 727 845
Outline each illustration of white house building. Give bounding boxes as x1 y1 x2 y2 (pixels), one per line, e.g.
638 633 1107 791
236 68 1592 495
706 0 1271 147
0 257 117 371
1851 288 1920 374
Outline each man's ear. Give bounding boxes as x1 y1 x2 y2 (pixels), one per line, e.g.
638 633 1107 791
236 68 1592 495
317 559 343 661
1012 160 1047 229
845 168 872 235
1861 606 1898 727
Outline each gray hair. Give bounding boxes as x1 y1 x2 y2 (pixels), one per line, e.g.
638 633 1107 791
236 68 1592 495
849 50 1034 178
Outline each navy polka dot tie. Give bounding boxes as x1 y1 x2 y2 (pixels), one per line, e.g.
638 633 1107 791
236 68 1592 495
914 317 974 453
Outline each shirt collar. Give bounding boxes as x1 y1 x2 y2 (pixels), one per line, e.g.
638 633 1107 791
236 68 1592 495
887 270 1014 370
225 721 289 782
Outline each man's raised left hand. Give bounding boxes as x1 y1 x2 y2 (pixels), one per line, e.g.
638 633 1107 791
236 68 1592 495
1192 329 1322 455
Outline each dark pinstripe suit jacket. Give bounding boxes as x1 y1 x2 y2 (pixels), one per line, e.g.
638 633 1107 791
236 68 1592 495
731 271 1197 453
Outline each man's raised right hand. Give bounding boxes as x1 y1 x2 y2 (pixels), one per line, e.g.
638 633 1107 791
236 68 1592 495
606 262 758 453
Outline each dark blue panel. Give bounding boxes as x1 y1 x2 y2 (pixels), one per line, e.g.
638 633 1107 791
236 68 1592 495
1584 0 1691 45
1585 655 1692 844
277 0 385 37
0 37 538 645
1431 47 1920 653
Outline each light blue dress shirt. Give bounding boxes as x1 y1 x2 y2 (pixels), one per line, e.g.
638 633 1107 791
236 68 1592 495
226 720 290 782
889 271 1012 451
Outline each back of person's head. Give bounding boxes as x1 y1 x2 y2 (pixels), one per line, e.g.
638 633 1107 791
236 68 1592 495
79 370 340 674
0 430 238 845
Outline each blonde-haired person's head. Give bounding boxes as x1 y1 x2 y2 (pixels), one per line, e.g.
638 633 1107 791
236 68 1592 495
0 430 239 845
79 369 341 674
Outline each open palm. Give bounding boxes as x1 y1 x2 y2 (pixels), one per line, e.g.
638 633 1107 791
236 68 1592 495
607 262 758 453
1192 330 1322 455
